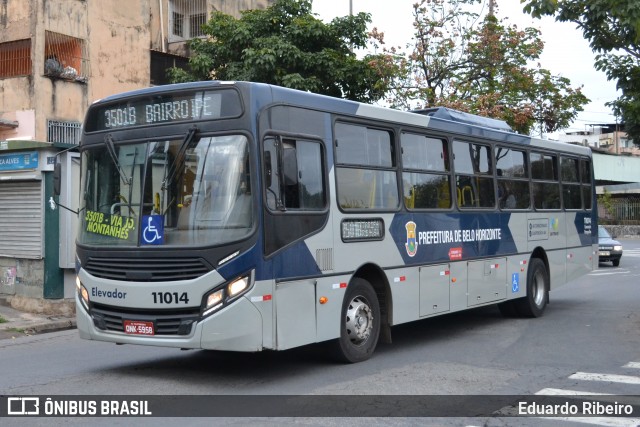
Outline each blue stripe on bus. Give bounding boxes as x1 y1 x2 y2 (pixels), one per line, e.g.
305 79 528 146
217 239 322 282
223 211 596 284
389 212 517 264
270 241 322 281
573 211 597 246
216 243 264 281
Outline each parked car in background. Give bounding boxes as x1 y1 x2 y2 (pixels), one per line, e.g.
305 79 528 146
598 225 623 266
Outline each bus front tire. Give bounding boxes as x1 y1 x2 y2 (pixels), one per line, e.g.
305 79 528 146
514 258 548 318
331 278 381 363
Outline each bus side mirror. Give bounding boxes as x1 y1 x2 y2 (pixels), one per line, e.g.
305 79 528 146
53 162 62 196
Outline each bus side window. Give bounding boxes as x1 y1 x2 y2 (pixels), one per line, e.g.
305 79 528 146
400 132 451 210
453 140 494 208
263 136 325 212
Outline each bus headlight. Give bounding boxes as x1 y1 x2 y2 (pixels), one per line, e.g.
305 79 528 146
227 276 249 298
205 289 224 312
202 273 253 317
76 276 89 310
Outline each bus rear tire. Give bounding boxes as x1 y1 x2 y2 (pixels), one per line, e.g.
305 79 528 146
514 258 548 318
331 278 381 363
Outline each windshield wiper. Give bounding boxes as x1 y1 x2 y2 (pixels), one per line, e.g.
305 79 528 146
162 125 199 191
105 134 132 185
105 134 138 216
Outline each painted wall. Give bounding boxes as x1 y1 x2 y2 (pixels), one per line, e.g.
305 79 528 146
2 0 150 141
87 0 151 101
0 258 45 299
0 0 31 41
0 110 35 140
0 76 32 114
33 0 90 139
1 0 275 142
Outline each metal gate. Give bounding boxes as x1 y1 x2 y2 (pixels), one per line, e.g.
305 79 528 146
0 181 43 259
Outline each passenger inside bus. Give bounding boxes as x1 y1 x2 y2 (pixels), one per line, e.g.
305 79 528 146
497 169 517 209
498 180 517 209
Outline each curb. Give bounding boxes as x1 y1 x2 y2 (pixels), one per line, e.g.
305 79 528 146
0 297 77 337
29 318 77 334
0 318 77 333
0 319 76 339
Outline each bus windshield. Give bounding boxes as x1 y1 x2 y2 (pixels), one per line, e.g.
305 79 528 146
78 134 253 247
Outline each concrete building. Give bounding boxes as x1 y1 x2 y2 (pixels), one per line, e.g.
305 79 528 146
557 124 639 157
0 0 272 313
558 124 640 225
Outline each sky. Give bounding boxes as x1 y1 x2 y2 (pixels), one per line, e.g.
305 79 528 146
312 0 620 136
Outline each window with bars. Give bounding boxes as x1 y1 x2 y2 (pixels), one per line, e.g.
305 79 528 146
173 12 184 37
189 13 206 37
0 39 32 79
169 0 207 41
48 120 82 145
44 31 89 82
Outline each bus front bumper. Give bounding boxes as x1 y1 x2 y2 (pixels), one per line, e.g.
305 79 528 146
76 292 264 352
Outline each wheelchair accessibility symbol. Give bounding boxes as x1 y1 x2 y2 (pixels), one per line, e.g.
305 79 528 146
141 215 164 245
512 273 520 293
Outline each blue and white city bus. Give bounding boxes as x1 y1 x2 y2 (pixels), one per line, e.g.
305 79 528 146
73 81 597 362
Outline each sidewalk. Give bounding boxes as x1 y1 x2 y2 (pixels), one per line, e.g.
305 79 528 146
0 296 76 339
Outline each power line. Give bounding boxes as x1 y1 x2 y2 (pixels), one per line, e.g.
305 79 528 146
579 110 615 115
573 118 618 124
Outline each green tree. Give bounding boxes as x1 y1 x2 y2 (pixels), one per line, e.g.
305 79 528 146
597 188 614 222
522 0 640 144
168 0 396 104
385 0 589 135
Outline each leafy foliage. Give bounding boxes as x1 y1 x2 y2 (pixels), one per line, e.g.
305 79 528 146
597 187 614 220
384 0 589 135
169 0 590 136
168 0 396 104
523 0 640 144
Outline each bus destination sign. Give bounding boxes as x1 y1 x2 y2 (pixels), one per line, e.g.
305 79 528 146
86 89 242 132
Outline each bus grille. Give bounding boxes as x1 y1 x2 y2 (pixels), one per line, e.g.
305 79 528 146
84 256 212 282
90 303 201 336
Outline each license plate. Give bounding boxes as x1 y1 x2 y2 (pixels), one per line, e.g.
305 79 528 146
599 251 610 256
123 320 155 336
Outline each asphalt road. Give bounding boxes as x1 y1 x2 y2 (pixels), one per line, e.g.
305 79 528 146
1 240 639 426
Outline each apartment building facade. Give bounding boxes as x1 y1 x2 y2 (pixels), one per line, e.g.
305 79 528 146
0 0 272 309
558 124 639 157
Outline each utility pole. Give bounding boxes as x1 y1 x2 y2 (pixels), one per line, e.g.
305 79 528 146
349 0 353 16
488 0 496 17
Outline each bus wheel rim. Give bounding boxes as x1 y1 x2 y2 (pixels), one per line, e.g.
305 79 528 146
532 270 545 307
345 296 373 345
